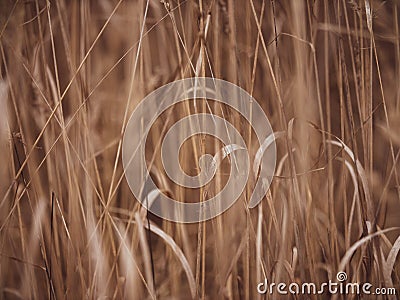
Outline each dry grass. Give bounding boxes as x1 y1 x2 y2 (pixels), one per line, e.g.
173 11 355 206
0 0 400 299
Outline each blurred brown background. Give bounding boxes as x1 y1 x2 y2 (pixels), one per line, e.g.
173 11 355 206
0 0 400 299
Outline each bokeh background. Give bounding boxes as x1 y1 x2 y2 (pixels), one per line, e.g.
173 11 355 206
0 0 400 299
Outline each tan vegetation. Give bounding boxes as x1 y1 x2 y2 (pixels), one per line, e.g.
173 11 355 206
0 0 399 299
